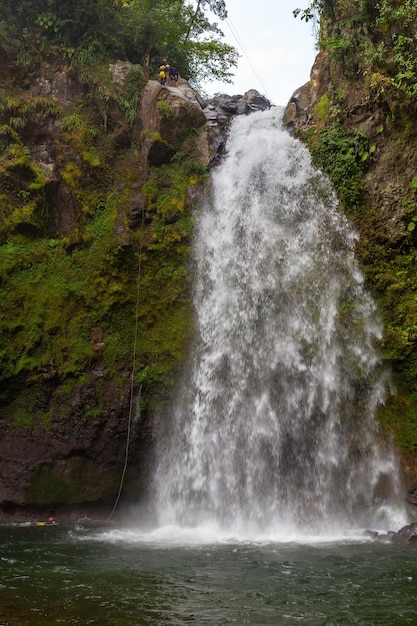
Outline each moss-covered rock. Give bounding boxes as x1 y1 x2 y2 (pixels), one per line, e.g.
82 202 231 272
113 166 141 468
0 59 208 517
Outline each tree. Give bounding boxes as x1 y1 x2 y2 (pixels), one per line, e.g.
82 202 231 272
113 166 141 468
185 0 227 40
125 0 238 87
0 0 238 87
293 0 335 23
294 0 417 101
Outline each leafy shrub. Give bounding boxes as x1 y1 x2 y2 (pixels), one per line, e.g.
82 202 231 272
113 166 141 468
309 124 366 212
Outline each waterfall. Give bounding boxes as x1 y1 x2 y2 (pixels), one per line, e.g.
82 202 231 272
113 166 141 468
153 107 402 537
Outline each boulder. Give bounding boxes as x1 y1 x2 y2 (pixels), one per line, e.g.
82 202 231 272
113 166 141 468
139 84 271 168
202 89 271 125
369 521 417 545
199 90 272 164
283 51 329 134
241 89 271 111
139 80 206 166
392 521 417 544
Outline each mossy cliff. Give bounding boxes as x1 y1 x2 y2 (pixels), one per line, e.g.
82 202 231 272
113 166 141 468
0 55 211 518
0 50 272 519
285 1 417 495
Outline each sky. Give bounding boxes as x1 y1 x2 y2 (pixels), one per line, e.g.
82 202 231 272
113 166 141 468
204 0 318 106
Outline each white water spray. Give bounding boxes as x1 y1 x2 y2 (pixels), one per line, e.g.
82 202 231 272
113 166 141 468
153 108 403 538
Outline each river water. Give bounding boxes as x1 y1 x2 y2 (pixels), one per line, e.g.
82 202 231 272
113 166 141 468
1 523 417 625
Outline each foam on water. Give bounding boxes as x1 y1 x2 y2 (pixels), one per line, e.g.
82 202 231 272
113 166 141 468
85 525 374 548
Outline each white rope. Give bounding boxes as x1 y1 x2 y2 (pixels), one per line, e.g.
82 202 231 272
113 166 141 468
106 211 145 522
226 17 274 103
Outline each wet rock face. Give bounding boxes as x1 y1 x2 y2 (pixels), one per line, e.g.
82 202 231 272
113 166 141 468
0 375 150 519
200 90 272 164
138 82 271 169
407 486 417 506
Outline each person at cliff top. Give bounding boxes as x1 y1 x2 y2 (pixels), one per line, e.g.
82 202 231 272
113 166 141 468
159 64 166 85
159 59 168 85
169 66 179 82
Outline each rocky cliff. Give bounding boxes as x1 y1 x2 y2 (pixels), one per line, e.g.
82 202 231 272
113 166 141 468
284 47 417 502
0 55 270 521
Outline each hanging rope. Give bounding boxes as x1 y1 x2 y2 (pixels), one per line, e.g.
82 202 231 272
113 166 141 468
106 209 145 522
226 17 274 104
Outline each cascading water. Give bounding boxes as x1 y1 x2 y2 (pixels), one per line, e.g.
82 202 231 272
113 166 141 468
153 107 403 538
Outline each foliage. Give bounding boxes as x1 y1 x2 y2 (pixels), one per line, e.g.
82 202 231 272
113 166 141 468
157 99 173 119
0 87 203 425
293 0 335 23
295 0 417 105
293 0 417 452
119 66 146 125
186 39 239 87
0 0 238 88
379 386 417 451
313 94 329 123
307 124 369 213
0 116 50 240
125 0 238 87
0 202 192 418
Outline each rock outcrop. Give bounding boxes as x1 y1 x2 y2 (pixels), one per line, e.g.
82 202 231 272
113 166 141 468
200 89 272 165
366 521 417 545
138 79 271 169
139 80 206 166
282 52 325 133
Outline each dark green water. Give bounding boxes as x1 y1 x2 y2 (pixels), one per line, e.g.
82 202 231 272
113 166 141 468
1 525 416 625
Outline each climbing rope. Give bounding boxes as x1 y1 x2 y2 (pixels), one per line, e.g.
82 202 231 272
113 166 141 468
226 17 274 104
106 209 145 522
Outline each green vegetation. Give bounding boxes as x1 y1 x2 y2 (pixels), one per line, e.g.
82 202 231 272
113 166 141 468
0 0 238 89
294 0 417 451
0 0 220 505
0 0 220 454
308 125 368 213
295 0 417 105
0 146 199 422
157 99 173 119
0 43 204 431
